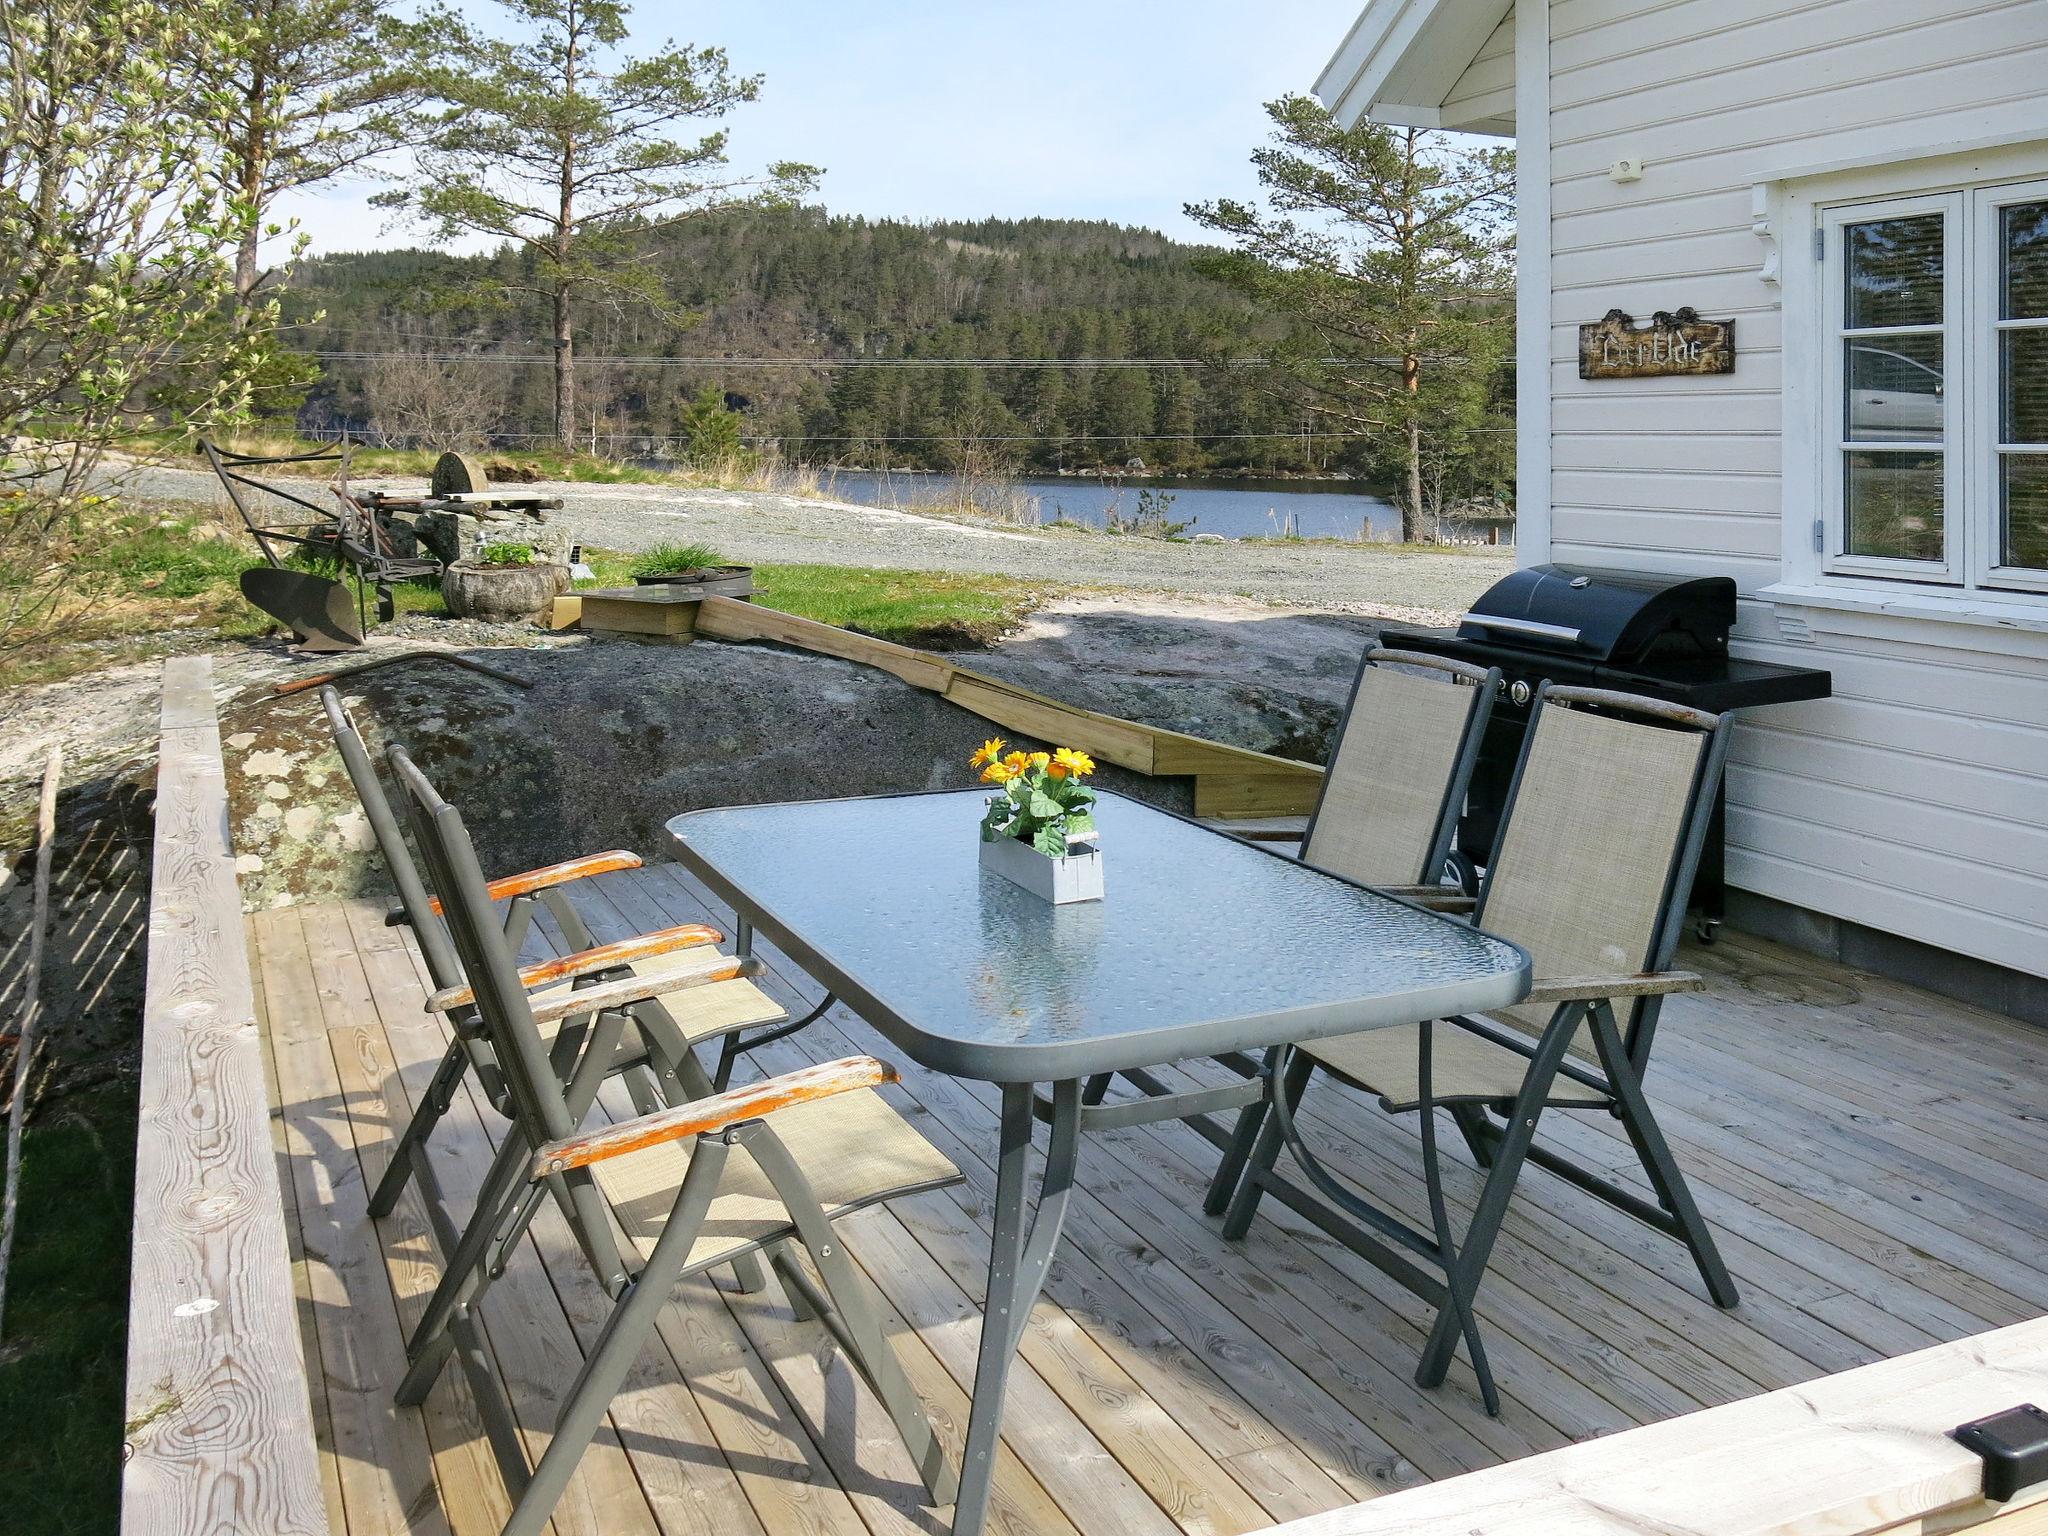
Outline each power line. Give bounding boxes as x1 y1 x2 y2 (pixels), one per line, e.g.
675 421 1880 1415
298 346 1414 369
298 426 1512 445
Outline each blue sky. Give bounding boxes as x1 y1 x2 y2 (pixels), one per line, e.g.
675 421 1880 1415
277 0 1363 257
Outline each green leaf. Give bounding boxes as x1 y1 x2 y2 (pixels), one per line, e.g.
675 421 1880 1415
1028 789 1063 821
1063 810 1096 841
1032 824 1067 857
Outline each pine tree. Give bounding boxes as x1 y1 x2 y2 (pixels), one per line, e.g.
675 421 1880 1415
1188 96 1515 539
381 0 815 446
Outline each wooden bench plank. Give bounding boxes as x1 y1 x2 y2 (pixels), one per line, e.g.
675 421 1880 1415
123 657 328 1535
1249 1318 2048 1536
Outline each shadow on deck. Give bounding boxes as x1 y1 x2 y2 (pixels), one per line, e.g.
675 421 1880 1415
248 864 2048 1536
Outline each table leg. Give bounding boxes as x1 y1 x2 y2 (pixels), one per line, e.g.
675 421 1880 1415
953 1079 1080 1536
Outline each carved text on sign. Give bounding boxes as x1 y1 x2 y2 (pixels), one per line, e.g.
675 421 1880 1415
1578 307 1735 379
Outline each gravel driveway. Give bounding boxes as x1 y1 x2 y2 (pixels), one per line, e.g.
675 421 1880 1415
122 461 1511 623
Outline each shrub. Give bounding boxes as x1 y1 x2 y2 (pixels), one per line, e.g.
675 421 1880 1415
677 385 757 473
628 541 727 577
478 541 538 566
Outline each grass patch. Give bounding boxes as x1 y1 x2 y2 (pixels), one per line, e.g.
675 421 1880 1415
2 501 1055 691
0 1082 137 1535
751 564 1054 649
574 552 1052 648
0 503 451 689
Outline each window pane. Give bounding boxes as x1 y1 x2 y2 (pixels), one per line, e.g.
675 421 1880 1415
1845 213 1944 328
1844 450 1944 562
1845 335 1944 441
2007 328 2048 444
2004 456 2048 571
2005 201 2048 320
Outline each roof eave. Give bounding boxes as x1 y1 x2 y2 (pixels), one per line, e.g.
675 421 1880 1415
1313 0 1516 134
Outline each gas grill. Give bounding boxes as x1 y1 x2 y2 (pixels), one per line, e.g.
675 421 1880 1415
1395 563 1832 934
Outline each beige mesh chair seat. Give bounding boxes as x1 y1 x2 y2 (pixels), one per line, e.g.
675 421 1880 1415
528 945 784 1048
597 1089 961 1269
1305 1024 1610 1112
1213 683 1739 1418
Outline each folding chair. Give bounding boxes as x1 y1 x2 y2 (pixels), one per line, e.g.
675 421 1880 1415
385 744 963 1535
319 686 792 1223
1075 645 1500 1141
1211 684 1739 1415
1297 645 1500 889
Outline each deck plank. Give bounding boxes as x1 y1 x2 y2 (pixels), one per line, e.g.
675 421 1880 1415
254 906 463 1536
250 871 2048 1536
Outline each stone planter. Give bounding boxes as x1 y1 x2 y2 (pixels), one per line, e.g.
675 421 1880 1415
978 833 1104 905
442 561 570 623
631 565 755 600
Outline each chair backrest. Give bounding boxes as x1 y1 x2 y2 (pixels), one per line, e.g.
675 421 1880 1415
387 744 580 1144
320 686 468 991
1301 647 1499 888
1475 684 1731 1067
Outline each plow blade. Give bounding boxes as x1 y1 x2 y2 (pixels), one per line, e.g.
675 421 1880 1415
240 567 365 653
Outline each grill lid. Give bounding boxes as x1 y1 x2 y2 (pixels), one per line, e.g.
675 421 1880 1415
1457 563 1737 663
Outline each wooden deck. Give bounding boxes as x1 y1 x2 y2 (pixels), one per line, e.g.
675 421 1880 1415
249 867 2048 1536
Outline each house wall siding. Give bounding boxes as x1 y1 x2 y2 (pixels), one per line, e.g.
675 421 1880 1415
1540 0 2048 976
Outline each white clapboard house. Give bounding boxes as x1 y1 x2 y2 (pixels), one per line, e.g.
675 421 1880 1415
1319 0 2048 1019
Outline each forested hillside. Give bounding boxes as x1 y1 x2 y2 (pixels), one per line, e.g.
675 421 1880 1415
284 210 1368 475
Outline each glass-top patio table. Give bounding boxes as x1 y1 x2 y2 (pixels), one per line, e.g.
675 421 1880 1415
667 787 1530 1536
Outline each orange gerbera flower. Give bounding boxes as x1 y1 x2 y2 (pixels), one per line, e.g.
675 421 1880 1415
980 761 1014 784
1053 747 1096 778
969 737 1007 769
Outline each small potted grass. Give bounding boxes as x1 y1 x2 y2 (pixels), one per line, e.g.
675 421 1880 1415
442 539 570 623
627 541 754 599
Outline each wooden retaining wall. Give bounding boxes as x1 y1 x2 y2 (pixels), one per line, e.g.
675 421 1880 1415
690 595 1327 818
122 657 327 1535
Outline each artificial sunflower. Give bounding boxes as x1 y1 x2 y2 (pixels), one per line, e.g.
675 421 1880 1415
1052 747 1096 778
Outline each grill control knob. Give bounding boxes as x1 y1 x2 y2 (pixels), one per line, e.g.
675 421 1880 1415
1509 679 1532 705
1570 575 1591 588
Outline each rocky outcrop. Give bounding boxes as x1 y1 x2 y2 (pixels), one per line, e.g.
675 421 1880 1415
211 595 1381 911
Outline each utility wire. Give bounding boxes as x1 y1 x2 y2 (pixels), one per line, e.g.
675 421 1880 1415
301 348 1413 368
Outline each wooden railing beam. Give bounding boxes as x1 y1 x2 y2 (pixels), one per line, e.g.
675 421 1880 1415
122 657 327 1535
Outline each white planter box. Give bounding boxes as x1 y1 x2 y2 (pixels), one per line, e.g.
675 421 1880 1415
978 833 1104 905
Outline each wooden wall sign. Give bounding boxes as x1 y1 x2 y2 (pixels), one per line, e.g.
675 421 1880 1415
1578 307 1735 379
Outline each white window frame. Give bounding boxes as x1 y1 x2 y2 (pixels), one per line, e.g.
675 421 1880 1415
1769 139 2048 619
1819 191 1965 585
1974 176 2048 594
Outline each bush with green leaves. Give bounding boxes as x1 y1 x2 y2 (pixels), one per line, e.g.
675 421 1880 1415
478 540 539 566
0 0 296 646
678 385 756 472
1104 487 1193 540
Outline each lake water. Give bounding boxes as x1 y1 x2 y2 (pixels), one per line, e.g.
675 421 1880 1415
818 470 1488 543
